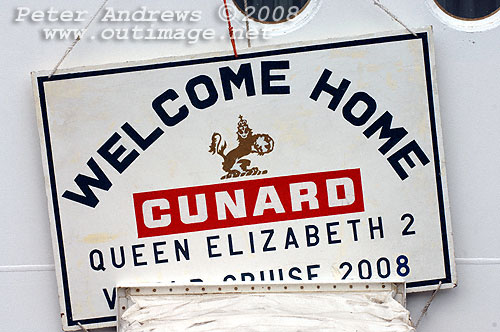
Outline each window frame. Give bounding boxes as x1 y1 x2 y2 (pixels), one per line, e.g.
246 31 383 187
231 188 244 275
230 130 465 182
434 0 500 21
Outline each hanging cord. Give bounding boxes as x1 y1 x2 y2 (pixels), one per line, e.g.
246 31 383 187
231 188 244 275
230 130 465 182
48 0 109 78
243 0 252 48
50 0 239 74
372 0 417 37
77 322 89 332
222 0 239 57
414 281 442 329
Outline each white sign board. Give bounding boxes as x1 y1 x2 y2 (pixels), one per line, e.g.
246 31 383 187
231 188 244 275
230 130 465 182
33 28 455 330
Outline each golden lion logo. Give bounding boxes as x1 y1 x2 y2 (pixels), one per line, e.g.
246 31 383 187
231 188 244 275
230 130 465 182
209 115 274 180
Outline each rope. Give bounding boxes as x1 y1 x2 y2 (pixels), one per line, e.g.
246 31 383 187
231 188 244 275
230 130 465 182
414 281 442 329
77 322 89 332
48 0 109 78
372 0 417 37
223 0 239 57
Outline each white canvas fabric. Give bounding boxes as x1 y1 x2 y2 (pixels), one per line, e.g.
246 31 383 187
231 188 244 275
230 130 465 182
120 291 414 332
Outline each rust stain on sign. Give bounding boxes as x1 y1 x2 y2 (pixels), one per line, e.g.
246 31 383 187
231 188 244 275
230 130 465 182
83 233 119 244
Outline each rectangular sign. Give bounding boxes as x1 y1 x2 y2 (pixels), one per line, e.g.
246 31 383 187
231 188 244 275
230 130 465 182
33 28 455 330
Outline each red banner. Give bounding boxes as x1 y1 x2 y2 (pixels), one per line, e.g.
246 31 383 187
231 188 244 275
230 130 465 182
133 169 364 238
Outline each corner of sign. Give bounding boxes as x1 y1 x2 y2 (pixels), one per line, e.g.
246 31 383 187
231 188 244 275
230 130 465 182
451 275 458 289
414 25 434 36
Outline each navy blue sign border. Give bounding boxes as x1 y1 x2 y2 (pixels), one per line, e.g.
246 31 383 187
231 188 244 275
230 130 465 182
36 31 452 328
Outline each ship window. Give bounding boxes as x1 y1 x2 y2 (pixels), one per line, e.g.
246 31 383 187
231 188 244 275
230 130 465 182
232 0 310 24
435 0 500 20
